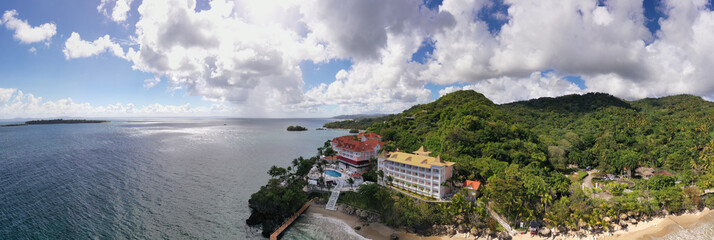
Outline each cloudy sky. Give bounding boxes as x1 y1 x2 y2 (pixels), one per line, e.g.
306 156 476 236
1 0 713 118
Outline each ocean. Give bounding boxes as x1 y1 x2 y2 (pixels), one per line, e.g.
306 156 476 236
0 118 363 239
2 118 712 240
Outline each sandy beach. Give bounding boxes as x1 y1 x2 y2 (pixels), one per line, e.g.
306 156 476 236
307 203 713 240
602 208 713 240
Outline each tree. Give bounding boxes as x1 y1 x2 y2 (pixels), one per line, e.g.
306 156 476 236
387 176 394 185
268 166 287 179
318 176 325 189
647 174 676 190
348 178 355 190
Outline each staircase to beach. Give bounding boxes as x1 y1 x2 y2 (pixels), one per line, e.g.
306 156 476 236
487 204 516 236
326 180 344 211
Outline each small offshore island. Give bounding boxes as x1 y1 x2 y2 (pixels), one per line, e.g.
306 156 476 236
249 90 714 240
286 125 308 131
1 119 110 127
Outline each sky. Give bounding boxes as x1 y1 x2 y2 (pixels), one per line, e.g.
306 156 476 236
1 0 714 118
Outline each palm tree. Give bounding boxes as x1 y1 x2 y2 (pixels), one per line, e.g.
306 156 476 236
387 176 393 186
318 176 325 190
348 178 355 190
292 158 300 168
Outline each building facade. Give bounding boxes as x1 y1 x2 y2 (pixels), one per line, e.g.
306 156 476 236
331 132 384 172
377 146 456 200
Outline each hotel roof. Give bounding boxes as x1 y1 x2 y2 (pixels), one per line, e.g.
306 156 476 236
358 132 382 139
333 135 384 152
413 146 431 156
384 147 455 168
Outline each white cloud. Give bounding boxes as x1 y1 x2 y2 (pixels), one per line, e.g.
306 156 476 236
1 10 56 44
62 0 714 115
143 76 161 89
0 88 17 105
28 47 37 53
98 0 135 23
438 72 585 104
62 32 125 59
0 88 233 119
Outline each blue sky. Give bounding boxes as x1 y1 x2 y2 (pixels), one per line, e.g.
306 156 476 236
1 0 713 118
0 0 208 107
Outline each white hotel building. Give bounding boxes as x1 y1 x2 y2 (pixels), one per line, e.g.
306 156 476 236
377 146 455 200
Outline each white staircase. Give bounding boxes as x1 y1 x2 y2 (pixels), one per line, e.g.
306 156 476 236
325 180 344 211
488 206 516 236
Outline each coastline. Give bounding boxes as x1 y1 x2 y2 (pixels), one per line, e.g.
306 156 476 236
602 208 713 240
307 203 713 240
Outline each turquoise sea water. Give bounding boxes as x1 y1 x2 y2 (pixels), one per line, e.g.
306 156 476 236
0 118 361 239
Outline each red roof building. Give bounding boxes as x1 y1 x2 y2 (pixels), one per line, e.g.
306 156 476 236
331 133 384 170
463 180 481 199
464 180 481 191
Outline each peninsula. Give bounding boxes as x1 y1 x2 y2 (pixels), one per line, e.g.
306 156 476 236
1 119 109 127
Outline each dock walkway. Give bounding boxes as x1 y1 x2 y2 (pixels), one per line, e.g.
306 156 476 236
269 204 310 240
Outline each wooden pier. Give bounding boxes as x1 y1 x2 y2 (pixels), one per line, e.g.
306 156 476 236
270 203 310 240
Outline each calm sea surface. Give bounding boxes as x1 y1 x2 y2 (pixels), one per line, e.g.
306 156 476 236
0 118 362 239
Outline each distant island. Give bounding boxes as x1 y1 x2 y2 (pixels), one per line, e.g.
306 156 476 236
1 119 109 127
286 125 307 131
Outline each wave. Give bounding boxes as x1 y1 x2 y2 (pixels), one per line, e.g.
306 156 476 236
652 213 714 240
282 213 368 240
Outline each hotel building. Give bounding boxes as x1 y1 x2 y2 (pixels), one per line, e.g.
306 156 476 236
377 146 456 200
331 132 384 172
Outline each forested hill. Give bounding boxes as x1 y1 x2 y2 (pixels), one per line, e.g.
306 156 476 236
504 92 633 113
356 90 714 225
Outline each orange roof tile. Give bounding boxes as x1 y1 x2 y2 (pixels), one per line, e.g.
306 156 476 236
333 135 384 152
464 180 481 191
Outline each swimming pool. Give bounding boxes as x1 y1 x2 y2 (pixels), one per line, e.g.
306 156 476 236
325 170 342 177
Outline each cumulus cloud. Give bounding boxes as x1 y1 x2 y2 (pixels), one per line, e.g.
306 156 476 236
0 88 232 119
59 0 714 116
438 72 585 104
62 32 125 59
0 88 17 105
98 0 135 23
1 10 56 44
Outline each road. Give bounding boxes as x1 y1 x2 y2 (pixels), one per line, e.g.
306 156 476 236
581 169 598 190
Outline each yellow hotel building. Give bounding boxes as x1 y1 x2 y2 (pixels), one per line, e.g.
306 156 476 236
377 146 455 200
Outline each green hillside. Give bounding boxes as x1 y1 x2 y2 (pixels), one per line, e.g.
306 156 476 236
254 90 714 235
363 90 714 226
